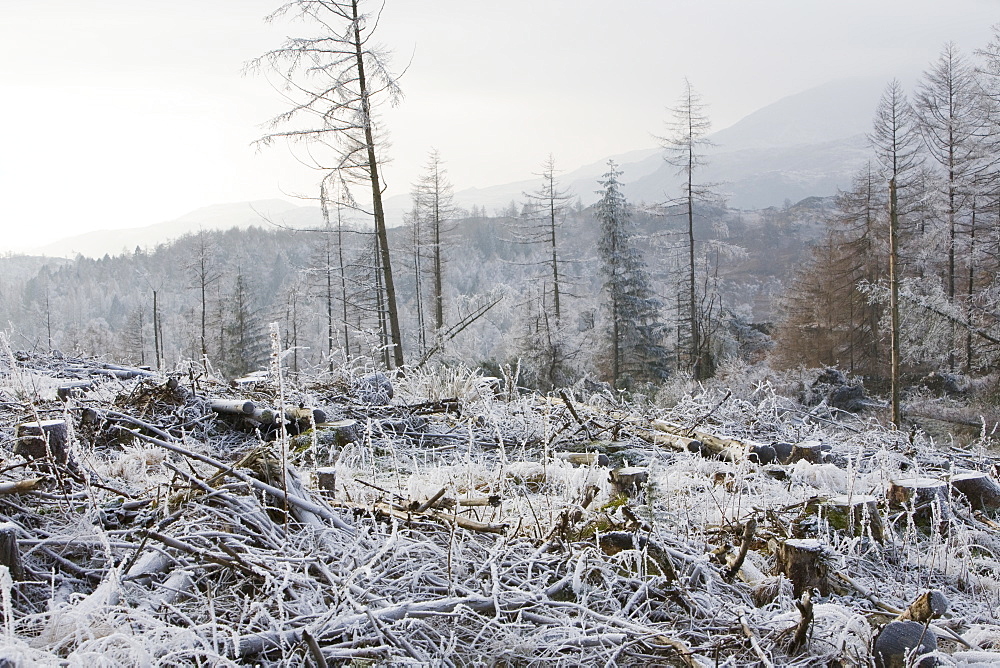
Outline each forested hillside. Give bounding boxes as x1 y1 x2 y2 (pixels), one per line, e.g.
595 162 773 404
0 195 830 388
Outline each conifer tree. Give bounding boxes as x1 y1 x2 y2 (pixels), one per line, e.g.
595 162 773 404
595 162 671 388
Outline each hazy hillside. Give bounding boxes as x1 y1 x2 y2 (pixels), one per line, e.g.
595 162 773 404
32 200 323 259
31 78 887 259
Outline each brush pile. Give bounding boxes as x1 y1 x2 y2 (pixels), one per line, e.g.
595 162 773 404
0 342 1000 666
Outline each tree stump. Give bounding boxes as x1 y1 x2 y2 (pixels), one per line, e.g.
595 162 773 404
15 420 70 466
315 468 337 497
355 372 393 405
873 620 937 668
772 441 794 464
888 477 952 529
823 494 884 542
788 440 824 464
949 471 1000 512
610 467 648 497
774 538 830 596
0 523 23 581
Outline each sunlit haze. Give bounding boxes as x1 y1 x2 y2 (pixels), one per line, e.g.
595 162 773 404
0 0 995 253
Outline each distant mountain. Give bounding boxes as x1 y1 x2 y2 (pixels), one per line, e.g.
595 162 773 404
391 76 887 215
34 77 889 258
32 200 322 259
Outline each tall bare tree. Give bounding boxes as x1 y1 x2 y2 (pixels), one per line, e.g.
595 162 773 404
915 43 987 370
411 149 455 334
662 78 716 379
249 0 405 368
869 79 924 426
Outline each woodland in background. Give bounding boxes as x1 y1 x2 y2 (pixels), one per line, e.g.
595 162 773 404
3 17 1000 432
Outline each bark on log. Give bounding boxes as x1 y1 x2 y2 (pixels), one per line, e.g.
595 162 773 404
209 399 256 416
873 620 937 668
57 380 96 400
0 523 23 581
555 452 610 467
950 471 1000 512
15 419 70 466
823 494 884 542
898 590 948 624
652 420 771 464
0 478 43 495
774 539 830 596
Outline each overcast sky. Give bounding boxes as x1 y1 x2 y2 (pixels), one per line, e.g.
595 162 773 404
0 0 996 253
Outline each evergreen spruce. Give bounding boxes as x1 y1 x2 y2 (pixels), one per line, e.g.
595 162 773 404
595 162 671 388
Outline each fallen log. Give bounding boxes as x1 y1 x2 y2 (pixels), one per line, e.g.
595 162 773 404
554 452 610 467
897 590 948 624
652 420 772 464
0 478 44 495
208 399 256 416
949 471 1000 512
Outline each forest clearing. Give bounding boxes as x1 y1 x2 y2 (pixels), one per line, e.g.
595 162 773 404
0 336 998 666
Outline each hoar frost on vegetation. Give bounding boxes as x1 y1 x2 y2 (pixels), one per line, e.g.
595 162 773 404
0 344 998 665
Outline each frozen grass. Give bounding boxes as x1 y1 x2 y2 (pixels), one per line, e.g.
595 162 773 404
0 350 997 665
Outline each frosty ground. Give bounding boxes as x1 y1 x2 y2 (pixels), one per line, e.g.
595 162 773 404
0 342 998 666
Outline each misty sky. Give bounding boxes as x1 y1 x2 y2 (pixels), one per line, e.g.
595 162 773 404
0 0 996 253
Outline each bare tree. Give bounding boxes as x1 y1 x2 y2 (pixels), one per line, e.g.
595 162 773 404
522 155 572 323
915 43 987 370
869 79 924 427
662 78 717 379
248 0 405 368
188 232 221 360
411 149 455 334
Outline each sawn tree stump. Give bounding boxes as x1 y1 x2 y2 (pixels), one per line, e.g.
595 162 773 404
774 538 830 596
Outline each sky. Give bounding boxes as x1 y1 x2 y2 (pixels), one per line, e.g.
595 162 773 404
0 0 997 253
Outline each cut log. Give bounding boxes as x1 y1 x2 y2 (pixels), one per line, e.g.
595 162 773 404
610 467 648 497
209 399 256 416
285 407 327 426
774 538 830 596
57 380 96 400
15 419 70 466
823 494 884 542
873 620 937 668
898 590 948 624
0 523 23 581
651 420 773 464
949 471 1000 512
555 452 610 467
